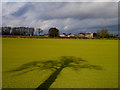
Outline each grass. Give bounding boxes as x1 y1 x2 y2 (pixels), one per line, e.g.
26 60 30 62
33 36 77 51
2 38 118 88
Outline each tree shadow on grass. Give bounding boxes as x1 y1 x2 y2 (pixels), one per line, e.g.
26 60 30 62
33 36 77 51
7 56 103 90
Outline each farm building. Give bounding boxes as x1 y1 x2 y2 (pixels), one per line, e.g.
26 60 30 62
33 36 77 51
67 33 75 37
59 34 66 37
78 32 93 38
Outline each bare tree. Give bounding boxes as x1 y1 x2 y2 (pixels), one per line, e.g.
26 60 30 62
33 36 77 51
2 26 11 35
37 28 43 36
100 29 109 38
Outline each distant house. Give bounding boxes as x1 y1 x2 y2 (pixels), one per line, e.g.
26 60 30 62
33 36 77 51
78 33 85 38
59 34 66 37
85 32 93 38
67 33 75 37
78 32 93 38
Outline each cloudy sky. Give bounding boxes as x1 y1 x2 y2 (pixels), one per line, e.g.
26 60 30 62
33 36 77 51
2 1 118 34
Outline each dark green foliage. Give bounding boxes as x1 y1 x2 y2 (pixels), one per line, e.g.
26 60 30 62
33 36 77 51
95 29 109 38
100 29 109 38
48 28 59 37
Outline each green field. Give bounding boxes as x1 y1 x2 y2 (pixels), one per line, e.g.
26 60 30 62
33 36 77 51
2 38 118 88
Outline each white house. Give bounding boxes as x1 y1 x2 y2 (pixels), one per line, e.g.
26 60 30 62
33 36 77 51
67 33 75 37
59 34 66 37
77 33 85 38
78 32 93 38
85 32 93 38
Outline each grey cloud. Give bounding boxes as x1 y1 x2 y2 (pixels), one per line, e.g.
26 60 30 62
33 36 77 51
11 3 32 17
6 2 117 20
2 2 118 34
2 0 119 2
33 2 118 20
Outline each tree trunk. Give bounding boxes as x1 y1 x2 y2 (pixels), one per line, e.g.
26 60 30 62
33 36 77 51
36 66 63 90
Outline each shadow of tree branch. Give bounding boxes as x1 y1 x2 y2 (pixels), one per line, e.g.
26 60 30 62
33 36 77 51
7 56 103 90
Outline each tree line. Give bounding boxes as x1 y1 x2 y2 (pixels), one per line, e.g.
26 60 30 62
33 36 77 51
93 29 118 39
1 26 43 36
0 26 118 39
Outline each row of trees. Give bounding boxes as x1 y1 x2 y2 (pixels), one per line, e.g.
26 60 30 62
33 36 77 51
1 26 118 38
1 26 43 36
94 29 118 38
1 26 57 37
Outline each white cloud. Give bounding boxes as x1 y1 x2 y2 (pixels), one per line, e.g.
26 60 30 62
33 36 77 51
2 2 118 34
46 2 118 19
1 0 120 2
2 2 26 16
